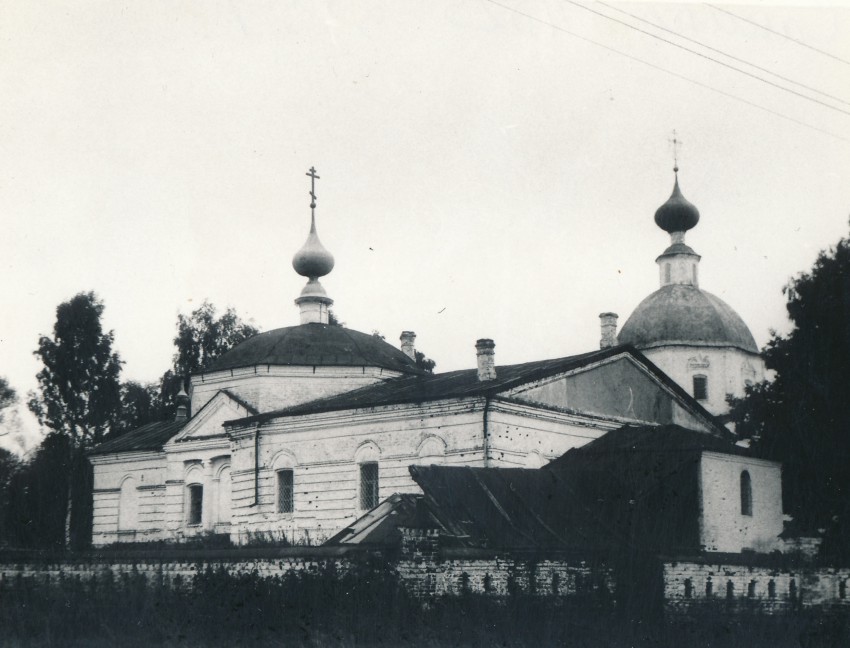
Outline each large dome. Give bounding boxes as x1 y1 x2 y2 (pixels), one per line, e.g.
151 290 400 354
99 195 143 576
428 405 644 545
617 284 758 354
204 323 420 374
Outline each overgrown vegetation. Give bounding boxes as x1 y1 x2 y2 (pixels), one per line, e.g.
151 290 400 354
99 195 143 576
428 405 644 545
0 565 846 647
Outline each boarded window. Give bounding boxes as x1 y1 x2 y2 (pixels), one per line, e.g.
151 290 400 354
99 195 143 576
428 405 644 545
188 484 203 526
692 375 708 401
277 469 294 514
740 471 753 516
360 462 379 509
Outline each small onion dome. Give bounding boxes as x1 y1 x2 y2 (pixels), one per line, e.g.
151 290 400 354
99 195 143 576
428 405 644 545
654 176 700 233
292 221 335 279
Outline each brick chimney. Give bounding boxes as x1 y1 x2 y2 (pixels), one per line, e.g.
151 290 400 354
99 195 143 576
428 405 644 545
475 339 496 381
175 383 191 421
400 331 417 361
599 312 618 349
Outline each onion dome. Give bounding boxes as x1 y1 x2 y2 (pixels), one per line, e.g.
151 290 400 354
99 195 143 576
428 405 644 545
654 175 700 233
292 217 335 279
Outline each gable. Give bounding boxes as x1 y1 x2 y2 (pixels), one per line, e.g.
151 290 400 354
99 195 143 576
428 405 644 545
167 391 257 446
504 356 715 432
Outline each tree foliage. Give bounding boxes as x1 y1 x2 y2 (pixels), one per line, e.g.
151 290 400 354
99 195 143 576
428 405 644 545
28 292 122 449
729 227 850 545
173 301 259 377
0 377 16 425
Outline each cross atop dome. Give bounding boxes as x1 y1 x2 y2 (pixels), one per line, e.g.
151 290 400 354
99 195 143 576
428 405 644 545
292 166 335 324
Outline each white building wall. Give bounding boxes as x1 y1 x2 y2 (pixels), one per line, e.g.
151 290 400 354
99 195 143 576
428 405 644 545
190 365 407 414
641 346 764 417
91 452 166 546
699 452 783 553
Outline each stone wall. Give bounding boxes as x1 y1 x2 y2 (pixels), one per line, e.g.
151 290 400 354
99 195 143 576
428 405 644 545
663 558 850 614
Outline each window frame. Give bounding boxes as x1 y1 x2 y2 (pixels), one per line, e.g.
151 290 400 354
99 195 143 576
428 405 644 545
187 483 203 527
692 374 708 401
740 470 753 516
359 462 380 510
277 468 294 514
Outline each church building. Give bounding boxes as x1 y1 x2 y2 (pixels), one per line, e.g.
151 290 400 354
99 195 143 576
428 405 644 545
601 168 765 419
89 167 777 551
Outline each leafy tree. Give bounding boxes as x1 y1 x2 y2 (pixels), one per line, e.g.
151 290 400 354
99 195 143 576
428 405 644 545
172 301 259 377
28 292 123 448
27 292 122 548
328 309 344 327
415 351 436 374
0 377 15 424
117 381 164 433
729 226 850 555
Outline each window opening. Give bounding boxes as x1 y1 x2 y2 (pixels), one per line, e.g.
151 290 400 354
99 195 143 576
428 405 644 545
188 484 203 526
277 469 294 513
740 471 753 516
692 375 708 401
840 579 847 600
360 462 379 510
705 577 713 597
726 581 734 600
748 580 756 598
768 580 776 599
684 579 693 599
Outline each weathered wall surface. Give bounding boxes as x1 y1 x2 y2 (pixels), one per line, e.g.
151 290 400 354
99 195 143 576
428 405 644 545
641 346 764 418
700 453 783 553
190 365 404 414
663 559 850 614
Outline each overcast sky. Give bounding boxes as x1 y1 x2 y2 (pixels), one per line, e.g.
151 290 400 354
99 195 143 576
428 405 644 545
2 1 849 452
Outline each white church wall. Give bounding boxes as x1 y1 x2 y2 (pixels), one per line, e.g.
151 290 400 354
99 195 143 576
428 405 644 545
190 365 407 414
641 347 764 417
226 399 488 544
91 452 166 546
485 400 616 467
699 452 783 554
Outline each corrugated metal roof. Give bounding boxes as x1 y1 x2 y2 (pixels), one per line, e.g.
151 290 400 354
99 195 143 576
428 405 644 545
89 419 186 456
227 345 714 428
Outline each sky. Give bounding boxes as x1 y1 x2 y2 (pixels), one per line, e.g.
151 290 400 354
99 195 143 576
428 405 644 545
1 1 849 453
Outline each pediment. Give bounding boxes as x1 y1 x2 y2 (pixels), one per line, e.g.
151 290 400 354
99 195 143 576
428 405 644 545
166 391 257 446
503 355 716 433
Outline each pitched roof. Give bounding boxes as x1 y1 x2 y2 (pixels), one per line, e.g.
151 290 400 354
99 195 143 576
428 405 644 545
89 419 186 456
202 323 421 374
227 345 714 427
545 424 744 470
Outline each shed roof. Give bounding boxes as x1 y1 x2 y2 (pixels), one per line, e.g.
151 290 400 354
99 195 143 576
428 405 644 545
89 419 186 456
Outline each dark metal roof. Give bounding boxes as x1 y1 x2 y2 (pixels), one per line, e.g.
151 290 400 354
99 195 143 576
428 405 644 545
89 419 186 456
654 176 700 233
202 323 420 374
226 345 719 429
617 284 759 354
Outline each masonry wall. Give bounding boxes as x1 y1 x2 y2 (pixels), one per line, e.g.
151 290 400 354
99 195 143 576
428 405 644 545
190 365 405 414
663 559 850 614
700 453 784 553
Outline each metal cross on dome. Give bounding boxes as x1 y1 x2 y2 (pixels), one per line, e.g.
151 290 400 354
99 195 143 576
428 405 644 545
669 131 682 173
306 166 320 210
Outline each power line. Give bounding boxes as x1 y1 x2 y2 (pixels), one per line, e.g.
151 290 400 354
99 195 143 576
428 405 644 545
706 4 850 67
599 0 850 108
479 0 848 143
558 0 850 117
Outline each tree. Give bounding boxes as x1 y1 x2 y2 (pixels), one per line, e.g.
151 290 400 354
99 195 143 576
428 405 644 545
117 381 164 433
29 292 123 448
28 292 123 548
729 225 850 555
414 351 436 374
0 377 16 425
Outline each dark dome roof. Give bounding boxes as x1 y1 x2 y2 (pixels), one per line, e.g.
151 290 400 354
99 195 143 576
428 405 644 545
204 323 421 374
654 177 700 233
617 285 759 354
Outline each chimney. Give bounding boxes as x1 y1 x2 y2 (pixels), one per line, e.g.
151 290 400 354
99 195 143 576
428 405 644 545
175 383 191 421
475 339 496 381
599 312 619 349
400 331 417 361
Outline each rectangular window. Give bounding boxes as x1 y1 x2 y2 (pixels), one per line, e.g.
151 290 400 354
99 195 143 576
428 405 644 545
359 462 379 510
277 469 294 514
693 375 708 401
188 484 203 526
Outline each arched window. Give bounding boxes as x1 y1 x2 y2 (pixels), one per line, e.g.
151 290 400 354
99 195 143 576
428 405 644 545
117 476 137 532
664 263 671 284
277 469 294 513
360 462 379 510
187 483 203 526
216 464 232 526
740 470 753 516
692 375 708 401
